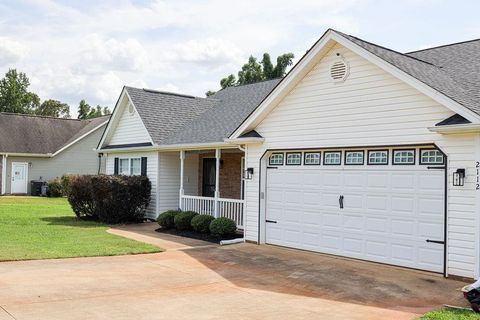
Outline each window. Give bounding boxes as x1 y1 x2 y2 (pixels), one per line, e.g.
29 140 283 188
119 157 141 175
393 150 415 165
304 152 321 165
368 150 388 165
345 151 364 165
286 153 302 165
324 151 341 165
269 153 284 166
420 149 444 164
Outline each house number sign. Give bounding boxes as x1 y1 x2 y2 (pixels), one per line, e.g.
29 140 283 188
477 161 480 190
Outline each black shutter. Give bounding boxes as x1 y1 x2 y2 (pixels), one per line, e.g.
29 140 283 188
141 157 147 176
114 157 119 175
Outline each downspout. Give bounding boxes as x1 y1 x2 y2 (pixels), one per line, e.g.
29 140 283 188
1 154 7 195
97 153 104 175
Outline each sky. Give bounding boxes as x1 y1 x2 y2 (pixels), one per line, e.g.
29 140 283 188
1 0 480 117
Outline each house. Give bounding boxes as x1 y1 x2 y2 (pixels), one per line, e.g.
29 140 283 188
97 29 480 279
0 113 109 195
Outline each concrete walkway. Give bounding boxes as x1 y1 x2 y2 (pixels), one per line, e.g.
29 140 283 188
0 223 469 320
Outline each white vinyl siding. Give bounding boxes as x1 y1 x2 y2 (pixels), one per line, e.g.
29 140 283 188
158 152 181 213
243 43 480 278
109 99 152 146
106 151 158 218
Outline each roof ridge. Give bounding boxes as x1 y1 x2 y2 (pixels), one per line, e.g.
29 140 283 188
125 86 212 100
406 37 480 54
335 31 437 67
214 78 282 95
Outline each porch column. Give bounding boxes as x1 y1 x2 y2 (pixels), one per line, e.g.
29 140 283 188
179 150 185 210
1 154 7 195
214 148 221 217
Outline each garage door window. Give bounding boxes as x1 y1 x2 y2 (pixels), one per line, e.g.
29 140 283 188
393 150 415 165
368 150 388 165
420 149 444 165
269 153 284 166
304 152 321 165
345 151 364 165
324 152 341 165
286 153 302 165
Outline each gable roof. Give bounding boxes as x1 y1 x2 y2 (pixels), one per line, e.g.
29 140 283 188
112 79 280 147
0 113 109 155
230 29 480 138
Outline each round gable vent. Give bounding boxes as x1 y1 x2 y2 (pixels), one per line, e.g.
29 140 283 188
330 58 349 82
127 103 135 115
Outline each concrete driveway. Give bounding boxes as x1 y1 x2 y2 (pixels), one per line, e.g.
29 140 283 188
0 223 469 320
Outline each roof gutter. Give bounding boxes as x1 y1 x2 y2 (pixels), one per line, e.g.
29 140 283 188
223 137 265 144
96 141 240 153
428 123 480 134
0 152 51 158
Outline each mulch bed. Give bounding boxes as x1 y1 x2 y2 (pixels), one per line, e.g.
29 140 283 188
155 227 243 244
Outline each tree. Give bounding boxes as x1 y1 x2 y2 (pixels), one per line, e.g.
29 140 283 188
208 52 295 95
77 99 111 119
0 69 40 114
35 99 70 118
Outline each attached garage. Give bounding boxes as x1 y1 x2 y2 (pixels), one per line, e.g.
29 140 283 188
265 147 445 273
228 30 480 279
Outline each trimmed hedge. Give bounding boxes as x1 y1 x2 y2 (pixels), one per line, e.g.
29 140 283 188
157 210 180 229
47 179 63 197
191 214 215 233
174 211 197 231
67 175 151 223
209 217 237 238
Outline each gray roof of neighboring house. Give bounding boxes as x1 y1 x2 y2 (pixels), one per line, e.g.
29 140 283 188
334 30 480 116
124 79 281 145
0 113 109 154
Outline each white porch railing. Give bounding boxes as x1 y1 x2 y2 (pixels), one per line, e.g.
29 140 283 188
180 195 244 229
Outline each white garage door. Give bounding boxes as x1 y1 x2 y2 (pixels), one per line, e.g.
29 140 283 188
265 148 445 273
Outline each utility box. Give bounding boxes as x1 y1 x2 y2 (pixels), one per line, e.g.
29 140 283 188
30 180 45 196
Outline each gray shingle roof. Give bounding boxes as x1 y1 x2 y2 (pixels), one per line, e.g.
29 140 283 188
334 30 480 116
0 113 108 154
125 79 280 145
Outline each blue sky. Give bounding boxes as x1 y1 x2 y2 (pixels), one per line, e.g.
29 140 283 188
0 0 479 116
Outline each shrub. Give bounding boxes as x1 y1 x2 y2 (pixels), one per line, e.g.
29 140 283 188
209 217 237 238
67 175 96 219
157 210 180 229
191 214 215 233
67 175 151 223
90 175 151 224
60 174 73 196
174 211 198 231
47 179 63 197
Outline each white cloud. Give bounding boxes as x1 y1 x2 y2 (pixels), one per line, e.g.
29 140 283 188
0 38 26 67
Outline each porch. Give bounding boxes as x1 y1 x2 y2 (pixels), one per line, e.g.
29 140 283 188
178 148 245 228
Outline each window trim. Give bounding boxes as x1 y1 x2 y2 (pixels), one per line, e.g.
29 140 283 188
419 148 445 165
303 152 321 166
367 150 389 165
118 157 141 176
323 151 342 166
269 153 284 166
392 149 416 165
285 152 302 166
344 150 365 165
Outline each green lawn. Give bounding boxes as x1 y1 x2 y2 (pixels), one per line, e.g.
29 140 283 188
421 307 480 319
0 196 161 261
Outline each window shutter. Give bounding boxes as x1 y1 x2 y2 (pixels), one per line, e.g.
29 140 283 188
141 157 147 176
114 157 119 175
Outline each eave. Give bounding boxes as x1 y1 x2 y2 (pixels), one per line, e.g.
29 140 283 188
428 123 480 134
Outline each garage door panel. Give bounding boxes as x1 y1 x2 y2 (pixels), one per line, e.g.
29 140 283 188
265 149 444 273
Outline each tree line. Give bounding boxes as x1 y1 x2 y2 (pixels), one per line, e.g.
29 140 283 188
0 69 111 119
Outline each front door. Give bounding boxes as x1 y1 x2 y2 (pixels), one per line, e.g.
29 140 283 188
11 162 28 194
202 158 216 197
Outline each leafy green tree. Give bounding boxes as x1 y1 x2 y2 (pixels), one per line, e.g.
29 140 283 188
77 99 111 119
205 90 216 97
0 69 40 114
208 52 294 95
35 99 70 118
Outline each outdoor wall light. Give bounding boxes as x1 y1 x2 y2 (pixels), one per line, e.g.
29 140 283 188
244 168 254 180
453 168 465 186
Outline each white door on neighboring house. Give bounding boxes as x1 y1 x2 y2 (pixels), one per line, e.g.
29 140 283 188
11 162 28 194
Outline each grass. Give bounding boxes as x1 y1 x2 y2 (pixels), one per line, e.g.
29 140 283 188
0 196 161 261
421 307 480 319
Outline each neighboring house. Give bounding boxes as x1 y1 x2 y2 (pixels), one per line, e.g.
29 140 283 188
0 113 109 195
98 29 480 279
